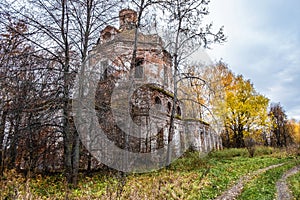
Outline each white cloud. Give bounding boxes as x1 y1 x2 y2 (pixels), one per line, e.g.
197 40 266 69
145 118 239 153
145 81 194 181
204 0 300 120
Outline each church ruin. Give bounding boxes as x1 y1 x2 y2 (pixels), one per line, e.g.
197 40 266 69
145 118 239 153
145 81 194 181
86 9 222 160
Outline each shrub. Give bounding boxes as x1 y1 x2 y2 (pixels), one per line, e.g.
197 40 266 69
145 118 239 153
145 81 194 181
245 137 256 157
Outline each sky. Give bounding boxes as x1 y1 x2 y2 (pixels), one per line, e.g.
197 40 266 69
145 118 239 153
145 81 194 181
202 0 300 120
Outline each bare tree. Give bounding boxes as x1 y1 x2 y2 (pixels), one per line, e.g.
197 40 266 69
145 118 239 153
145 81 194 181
0 0 120 187
156 0 225 164
269 103 293 147
0 19 63 176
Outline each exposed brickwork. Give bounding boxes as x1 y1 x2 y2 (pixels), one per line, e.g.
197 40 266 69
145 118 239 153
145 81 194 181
91 9 222 155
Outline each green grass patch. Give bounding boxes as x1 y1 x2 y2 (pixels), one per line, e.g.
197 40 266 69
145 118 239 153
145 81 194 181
287 171 300 199
192 156 293 199
238 160 300 200
119 149 295 199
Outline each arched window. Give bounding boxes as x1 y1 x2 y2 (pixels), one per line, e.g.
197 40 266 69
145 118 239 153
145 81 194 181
167 102 172 113
103 32 111 40
155 96 162 105
134 58 144 78
154 96 162 111
101 60 108 80
177 106 181 116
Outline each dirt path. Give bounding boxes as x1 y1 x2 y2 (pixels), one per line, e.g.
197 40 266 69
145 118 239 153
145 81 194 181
276 165 300 200
214 163 285 200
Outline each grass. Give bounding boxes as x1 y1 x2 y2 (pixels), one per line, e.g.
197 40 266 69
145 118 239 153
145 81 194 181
287 171 300 199
0 147 299 199
237 160 300 200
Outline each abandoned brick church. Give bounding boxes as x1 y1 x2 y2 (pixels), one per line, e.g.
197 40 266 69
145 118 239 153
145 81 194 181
88 9 222 156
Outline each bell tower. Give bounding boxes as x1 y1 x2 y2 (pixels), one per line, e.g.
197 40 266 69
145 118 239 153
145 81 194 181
119 9 137 31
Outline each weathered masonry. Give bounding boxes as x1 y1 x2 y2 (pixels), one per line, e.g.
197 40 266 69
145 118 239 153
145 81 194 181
89 9 222 156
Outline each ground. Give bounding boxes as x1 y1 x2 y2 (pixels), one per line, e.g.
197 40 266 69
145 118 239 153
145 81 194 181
0 147 299 199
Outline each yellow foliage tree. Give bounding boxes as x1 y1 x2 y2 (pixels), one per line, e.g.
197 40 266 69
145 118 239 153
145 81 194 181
219 75 269 147
288 119 300 145
178 62 270 148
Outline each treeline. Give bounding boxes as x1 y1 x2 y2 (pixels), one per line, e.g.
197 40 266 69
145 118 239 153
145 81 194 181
0 15 98 185
181 62 300 149
0 0 124 187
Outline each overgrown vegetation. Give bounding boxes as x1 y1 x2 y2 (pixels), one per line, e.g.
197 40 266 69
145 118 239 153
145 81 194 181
0 147 299 199
287 171 300 199
238 161 299 200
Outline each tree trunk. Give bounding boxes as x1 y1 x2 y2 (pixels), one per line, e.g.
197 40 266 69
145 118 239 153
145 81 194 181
72 131 80 187
9 113 21 169
0 110 7 175
276 128 281 147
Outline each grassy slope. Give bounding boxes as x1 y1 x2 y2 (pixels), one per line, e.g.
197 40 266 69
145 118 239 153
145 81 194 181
0 147 298 199
287 171 300 200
